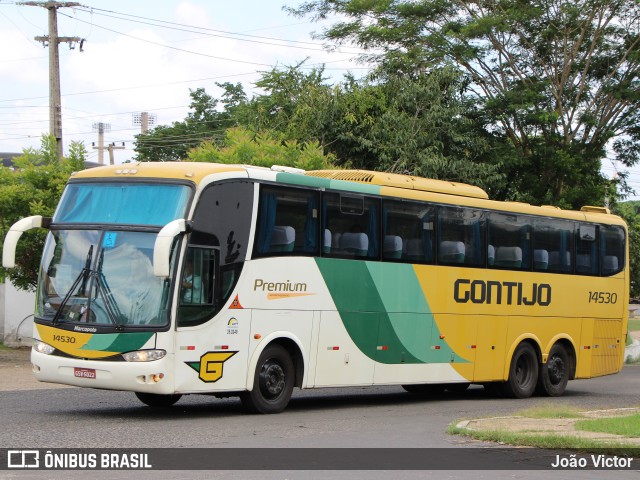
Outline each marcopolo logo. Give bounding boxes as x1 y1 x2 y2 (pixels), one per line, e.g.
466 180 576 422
454 279 551 306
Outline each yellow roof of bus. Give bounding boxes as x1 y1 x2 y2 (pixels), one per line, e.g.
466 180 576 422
71 162 246 184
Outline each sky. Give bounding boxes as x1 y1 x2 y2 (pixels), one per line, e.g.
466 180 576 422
0 0 367 165
0 0 636 199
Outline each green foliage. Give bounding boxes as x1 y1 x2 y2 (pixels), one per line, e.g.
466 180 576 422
575 414 640 438
237 64 506 193
187 127 335 170
0 135 87 291
448 423 632 452
291 0 640 208
239 62 335 142
613 201 640 298
329 69 507 194
134 85 246 162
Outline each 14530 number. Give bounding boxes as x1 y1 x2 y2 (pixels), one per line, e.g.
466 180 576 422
588 291 618 304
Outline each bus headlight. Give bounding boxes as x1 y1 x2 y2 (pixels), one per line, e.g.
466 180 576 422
122 350 166 362
33 340 55 355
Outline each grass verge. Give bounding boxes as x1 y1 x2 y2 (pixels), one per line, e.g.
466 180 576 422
515 405 584 419
448 406 640 454
447 423 631 453
575 414 640 438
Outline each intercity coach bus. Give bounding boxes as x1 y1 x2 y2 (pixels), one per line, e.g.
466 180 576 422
2 162 629 413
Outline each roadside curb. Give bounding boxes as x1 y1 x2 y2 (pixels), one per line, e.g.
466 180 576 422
454 408 640 446
625 339 640 363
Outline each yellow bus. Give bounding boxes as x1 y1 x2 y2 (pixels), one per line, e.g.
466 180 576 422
2 162 629 413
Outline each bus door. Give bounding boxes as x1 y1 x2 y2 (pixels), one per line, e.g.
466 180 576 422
173 180 254 393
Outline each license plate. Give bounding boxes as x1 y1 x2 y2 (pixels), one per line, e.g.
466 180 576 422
74 367 96 379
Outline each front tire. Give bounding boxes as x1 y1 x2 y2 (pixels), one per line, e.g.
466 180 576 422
135 392 182 407
500 342 538 399
536 343 570 397
241 344 294 414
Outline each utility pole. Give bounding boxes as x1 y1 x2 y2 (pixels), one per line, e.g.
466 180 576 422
92 122 110 165
22 2 84 161
107 142 125 165
133 112 157 134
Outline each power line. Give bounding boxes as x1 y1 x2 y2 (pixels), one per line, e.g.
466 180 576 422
75 6 363 53
57 12 275 67
58 11 365 70
0 55 366 104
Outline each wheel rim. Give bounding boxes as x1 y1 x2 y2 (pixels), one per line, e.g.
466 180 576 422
259 359 286 400
547 354 566 385
515 353 534 387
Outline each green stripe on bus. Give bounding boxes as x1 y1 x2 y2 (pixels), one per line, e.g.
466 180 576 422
365 262 434 363
82 332 154 353
276 172 381 195
316 258 467 364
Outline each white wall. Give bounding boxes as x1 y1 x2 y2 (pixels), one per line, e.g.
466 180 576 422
1 280 36 347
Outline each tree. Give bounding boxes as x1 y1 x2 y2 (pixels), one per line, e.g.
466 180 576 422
291 0 640 208
187 127 336 171
614 201 640 298
238 64 506 193
327 68 507 193
134 84 246 162
0 135 86 291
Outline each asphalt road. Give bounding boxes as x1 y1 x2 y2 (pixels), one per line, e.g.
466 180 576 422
1 366 639 479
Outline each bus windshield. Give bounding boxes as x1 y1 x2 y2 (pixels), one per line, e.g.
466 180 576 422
54 182 191 226
37 230 173 327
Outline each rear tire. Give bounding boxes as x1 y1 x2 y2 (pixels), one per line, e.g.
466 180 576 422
536 343 570 397
135 392 182 407
500 343 538 399
241 344 294 414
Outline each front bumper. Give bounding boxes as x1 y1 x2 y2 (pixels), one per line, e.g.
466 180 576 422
31 349 176 394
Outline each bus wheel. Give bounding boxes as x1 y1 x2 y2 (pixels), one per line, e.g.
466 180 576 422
135 392 182 407
501 343 538 399
402 384 446 395
537 344 570 397
241 344 294 414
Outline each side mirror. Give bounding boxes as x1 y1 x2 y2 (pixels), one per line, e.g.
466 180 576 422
153 219 190 277
2 216 50 268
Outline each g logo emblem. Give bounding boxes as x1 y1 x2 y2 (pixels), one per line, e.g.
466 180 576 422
198 351 237 382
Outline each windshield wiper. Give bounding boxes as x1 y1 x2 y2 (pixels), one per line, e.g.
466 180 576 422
52 245 93 326
94 250 125 331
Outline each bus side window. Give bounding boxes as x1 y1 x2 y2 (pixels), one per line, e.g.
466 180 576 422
488 212 531 270
438 206 485 267
600 225 625 276
254 185 320 257
576 224 597 275
382 199 434 263
533 218 574 273
323 192 380 259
